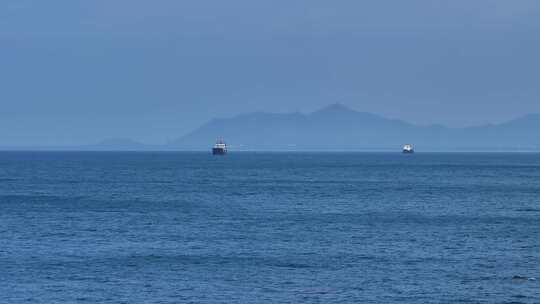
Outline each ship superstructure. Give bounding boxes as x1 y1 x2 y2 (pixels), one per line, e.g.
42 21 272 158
403 144 414 153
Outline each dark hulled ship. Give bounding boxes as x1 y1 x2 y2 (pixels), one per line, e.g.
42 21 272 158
212 139 227 155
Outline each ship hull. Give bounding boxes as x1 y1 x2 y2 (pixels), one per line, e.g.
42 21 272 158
403 150 414 154
212 148 227 155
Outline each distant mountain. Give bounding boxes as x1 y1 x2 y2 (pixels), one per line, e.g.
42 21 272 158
170 104 540 151
2 105 539 151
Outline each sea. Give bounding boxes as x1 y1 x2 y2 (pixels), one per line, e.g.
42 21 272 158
0 152 538 303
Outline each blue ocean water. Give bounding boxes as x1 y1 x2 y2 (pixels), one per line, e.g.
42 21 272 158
0 152 539 303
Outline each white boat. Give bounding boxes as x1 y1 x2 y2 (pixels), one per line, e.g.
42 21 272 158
212 139 227 155
403 144 414 153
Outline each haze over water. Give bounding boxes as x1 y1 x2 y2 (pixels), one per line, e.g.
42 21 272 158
2 1 540 146
1 152 538 303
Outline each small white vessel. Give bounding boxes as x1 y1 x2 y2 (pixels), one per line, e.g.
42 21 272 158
212 139 227 155
402 144 414 154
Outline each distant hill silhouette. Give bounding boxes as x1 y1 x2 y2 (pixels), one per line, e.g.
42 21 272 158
2 104 539 151
170 104 540 151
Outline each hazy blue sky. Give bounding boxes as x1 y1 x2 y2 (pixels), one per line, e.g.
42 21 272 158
1 1 539 145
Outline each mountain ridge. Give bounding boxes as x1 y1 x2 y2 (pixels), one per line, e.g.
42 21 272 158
170 104 540 151
2 104 540 151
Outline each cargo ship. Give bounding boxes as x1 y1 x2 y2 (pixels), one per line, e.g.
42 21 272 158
212 139 227 155
402 144 414 154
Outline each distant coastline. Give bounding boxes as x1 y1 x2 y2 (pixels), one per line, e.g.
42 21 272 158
2 104 540 152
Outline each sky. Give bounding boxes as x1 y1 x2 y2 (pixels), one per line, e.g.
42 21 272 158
1 0 539 145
